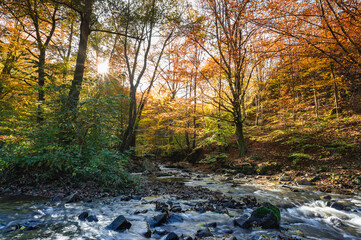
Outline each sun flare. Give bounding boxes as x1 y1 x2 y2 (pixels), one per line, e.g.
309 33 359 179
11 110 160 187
97 61 109 74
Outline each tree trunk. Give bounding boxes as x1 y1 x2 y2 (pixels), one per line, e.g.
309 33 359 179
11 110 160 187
331 63 339 118
192 74 197 149
37 48 46 124
313 82 319 120
119 87 137 152
67 0 93 115
235 120 247 157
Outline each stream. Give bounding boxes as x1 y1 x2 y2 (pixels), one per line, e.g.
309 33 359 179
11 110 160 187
1 165 361 240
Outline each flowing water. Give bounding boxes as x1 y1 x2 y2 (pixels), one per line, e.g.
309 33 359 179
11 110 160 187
1 166 361 240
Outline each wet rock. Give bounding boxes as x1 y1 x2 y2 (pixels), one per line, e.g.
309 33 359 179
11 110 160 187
78 212 89 221
143 223 152 238
150 213 168 227
135 209 149 214
78 212 98 222
321 195 332 200
235 173 245 178
234 216 248 227
329 217 344 227
238 203 281 229
180 235 193 240
242 196 258 207
121 195 131 201
279 174 291 181
290 188 304 192
3 221 40 233
168 213 183 223
106 215 131 231
156 201 169 212
330 202 345 210
52 194 63 202
162 232 179 240
154 229 169 235
87 215 98 222
204 222 217 228
131 195 142 200
277 203 294 209
171 205 182 212
195 228 213 238
65 192 80 203
295 179 311 186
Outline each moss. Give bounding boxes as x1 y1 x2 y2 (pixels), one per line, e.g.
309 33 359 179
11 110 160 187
253 202 281 225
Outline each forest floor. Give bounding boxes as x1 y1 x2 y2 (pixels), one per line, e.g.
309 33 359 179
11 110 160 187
1 115 360 200
168 114 361 195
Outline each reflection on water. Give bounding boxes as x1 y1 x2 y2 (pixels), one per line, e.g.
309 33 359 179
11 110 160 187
1 166 361 240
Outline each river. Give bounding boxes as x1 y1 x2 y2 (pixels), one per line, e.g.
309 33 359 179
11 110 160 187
1 165 361 239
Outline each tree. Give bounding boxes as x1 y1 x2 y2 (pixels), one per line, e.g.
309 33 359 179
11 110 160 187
108 0 178 152
2 0 60 123
186 0 263 156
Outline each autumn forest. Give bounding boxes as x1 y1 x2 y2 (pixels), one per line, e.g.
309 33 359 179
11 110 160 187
1 0 361 190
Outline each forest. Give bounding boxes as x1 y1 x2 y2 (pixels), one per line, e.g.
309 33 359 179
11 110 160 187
1 0 361 239
1 0 361 196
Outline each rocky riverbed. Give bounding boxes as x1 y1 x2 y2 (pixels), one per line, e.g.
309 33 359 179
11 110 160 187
1 166 361 239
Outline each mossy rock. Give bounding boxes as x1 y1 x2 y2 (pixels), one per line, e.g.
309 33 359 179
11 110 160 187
257 162 281 175
241 202 281 229
253 203 281 226
234 163 256 175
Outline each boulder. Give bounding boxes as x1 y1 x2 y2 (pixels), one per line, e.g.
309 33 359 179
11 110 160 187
78 212 89 221
330 202 345 210
163 232 179 240
295 179 311 186
87 215 98 222
65 192 80 203
168 213 183 223
106 215 131 231
149 213 168 227
237 203 280 229
195 228 213 238
52 194 63 202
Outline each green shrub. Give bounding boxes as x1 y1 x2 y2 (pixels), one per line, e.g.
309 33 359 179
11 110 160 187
0 92 135 188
